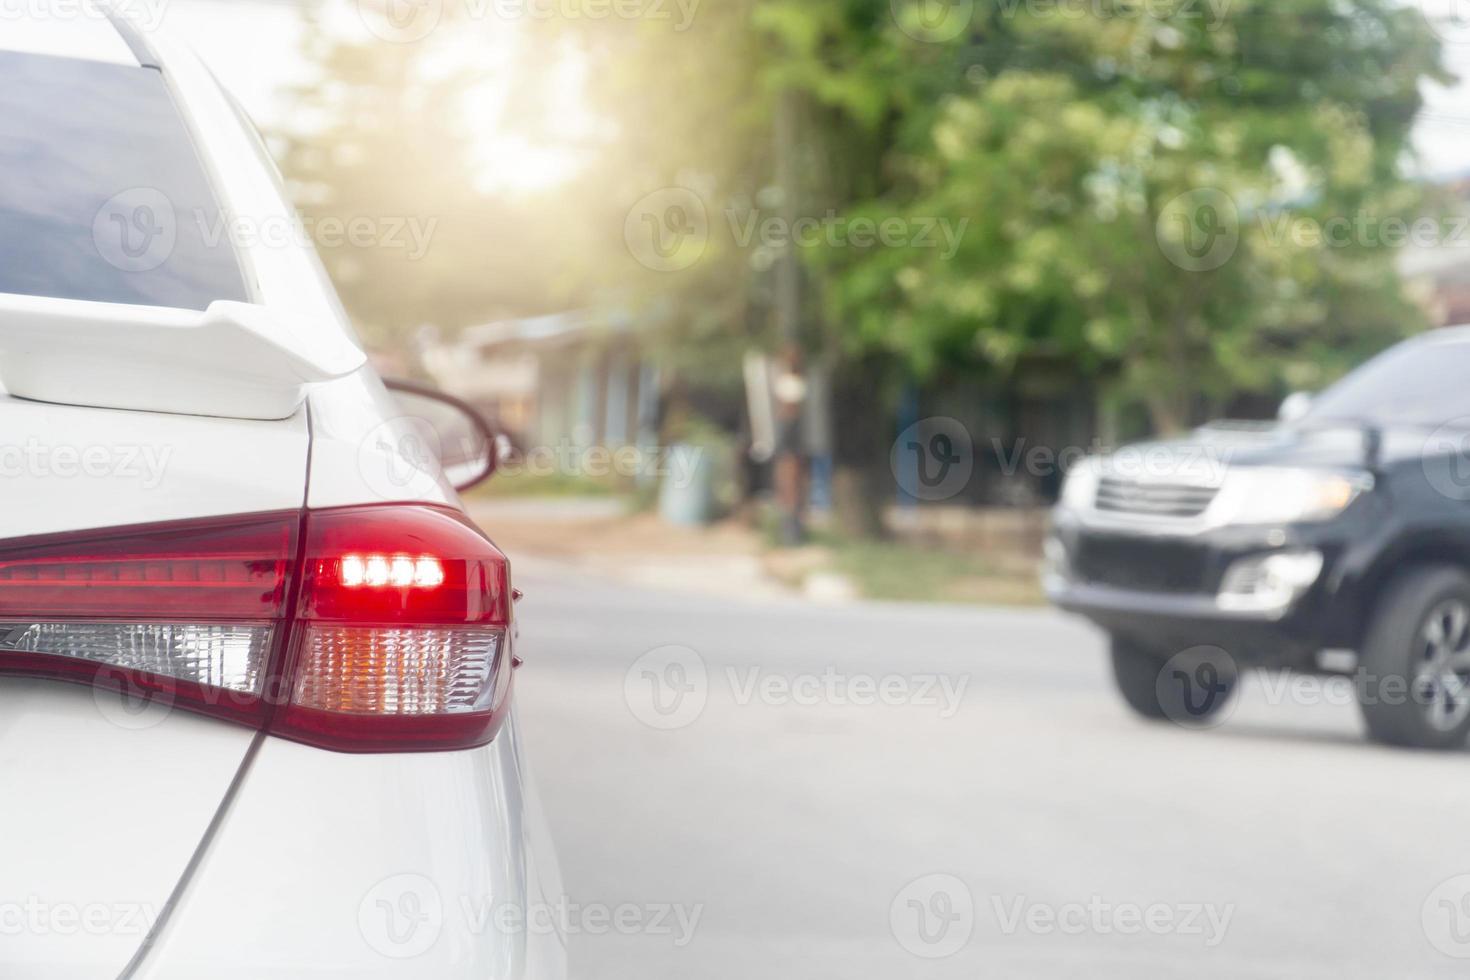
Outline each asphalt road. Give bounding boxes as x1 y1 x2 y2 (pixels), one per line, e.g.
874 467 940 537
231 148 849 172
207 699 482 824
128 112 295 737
509 557 1470 979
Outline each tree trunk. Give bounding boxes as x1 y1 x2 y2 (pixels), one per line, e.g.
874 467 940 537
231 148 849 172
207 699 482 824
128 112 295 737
830 355 895 539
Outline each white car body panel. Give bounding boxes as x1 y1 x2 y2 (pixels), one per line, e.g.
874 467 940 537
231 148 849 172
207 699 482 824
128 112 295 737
0 679 257 979
132 716 567 980
0 17 562 980
0 295 364 420
0 393 308 539
307 371 463 512
0 394 308 978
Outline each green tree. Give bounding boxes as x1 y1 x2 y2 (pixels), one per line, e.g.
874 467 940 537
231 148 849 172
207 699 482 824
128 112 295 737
806 0 1447 431
566 0 1446 438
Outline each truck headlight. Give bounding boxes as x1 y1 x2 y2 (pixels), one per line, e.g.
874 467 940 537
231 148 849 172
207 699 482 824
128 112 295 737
1041 536 1070 591
1218 468 1371 525
1218 549 1325 615
1060 458 1100 511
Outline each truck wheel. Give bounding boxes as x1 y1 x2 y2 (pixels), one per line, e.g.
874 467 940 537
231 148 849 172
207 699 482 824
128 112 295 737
1359 566 1470 750
1110 635 1237 724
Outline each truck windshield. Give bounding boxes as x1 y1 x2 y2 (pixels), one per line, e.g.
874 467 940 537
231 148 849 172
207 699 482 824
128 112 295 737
0 51 248 311
1305 335 1470 428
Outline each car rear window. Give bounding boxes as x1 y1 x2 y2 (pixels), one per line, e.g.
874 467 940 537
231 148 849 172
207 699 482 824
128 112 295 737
0 51 249 311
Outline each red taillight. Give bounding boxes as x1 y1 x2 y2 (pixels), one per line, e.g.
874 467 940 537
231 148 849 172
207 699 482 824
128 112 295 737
0 515 294 620
277 506 513 752
0 505 513 753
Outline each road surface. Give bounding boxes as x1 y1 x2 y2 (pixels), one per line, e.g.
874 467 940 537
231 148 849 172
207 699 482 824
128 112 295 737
510 557 1470 979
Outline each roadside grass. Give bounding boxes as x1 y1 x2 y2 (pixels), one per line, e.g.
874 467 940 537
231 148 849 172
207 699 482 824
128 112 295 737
827 536 1044 606
760 515 1044 606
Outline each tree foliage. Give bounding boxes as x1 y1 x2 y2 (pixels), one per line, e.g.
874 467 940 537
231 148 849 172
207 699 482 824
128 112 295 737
285 0 1449 432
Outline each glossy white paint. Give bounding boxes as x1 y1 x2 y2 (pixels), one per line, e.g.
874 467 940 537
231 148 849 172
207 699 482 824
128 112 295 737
306 371 463 511
133 715 567 979
0 393 309 539
0 295 364 420
0 680 257 980
0 13 562 980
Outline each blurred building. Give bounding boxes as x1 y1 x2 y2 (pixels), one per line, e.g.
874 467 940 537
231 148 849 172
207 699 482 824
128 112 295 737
1402 245 1470 327
1400 175 1470 326
418 311 659 451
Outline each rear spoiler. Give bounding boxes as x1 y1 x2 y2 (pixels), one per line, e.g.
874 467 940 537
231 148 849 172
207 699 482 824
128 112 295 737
0 293 366 420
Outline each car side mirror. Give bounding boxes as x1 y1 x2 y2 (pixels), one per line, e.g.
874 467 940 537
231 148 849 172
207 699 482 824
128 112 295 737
1278 391 1313 424
383 378 509 493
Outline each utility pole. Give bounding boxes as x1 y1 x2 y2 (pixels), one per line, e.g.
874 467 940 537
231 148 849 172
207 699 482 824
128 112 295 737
772 88 808 546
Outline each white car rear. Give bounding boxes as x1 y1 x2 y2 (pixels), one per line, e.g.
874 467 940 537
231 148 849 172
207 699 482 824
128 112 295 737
0 10 565 979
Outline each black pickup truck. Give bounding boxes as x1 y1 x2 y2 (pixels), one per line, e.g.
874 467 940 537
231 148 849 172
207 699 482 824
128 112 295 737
1047 327 1470 749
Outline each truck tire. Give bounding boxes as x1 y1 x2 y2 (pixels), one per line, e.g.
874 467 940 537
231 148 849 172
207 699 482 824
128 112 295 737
1110 634 1237 724
1359 565 1470 750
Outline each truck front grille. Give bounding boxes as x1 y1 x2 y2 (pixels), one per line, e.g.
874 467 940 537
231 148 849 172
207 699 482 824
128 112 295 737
1072 536 1210 594
1094 476 1218 519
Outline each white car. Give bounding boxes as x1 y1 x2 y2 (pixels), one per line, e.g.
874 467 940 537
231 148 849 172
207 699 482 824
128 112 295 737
0 12 566 979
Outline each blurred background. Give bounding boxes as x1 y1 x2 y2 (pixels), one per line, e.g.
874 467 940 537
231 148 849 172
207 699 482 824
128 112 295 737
166 0 1470 605
159 1 1470 976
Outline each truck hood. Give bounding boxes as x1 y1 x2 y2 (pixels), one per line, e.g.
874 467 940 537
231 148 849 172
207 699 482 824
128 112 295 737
1107 422 1428 478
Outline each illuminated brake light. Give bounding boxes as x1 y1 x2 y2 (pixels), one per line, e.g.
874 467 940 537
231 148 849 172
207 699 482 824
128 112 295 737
0 505 514 753
282 505 512 751
339 554 445 589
